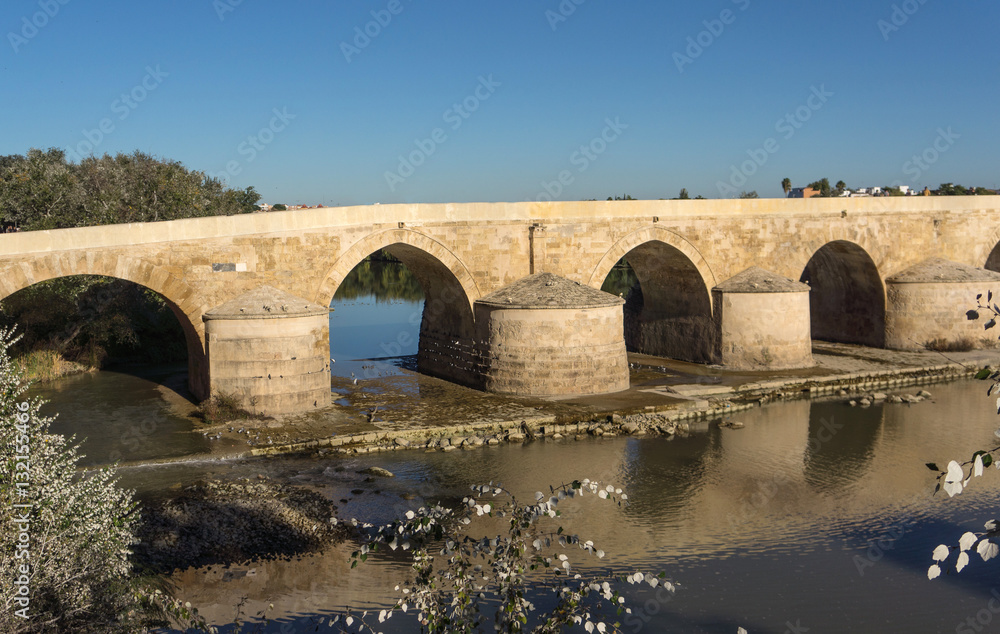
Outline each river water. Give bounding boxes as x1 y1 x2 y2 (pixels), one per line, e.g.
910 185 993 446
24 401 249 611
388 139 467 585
25 262 1000 632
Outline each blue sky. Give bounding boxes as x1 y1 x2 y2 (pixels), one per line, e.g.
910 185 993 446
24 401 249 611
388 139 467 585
3 0 997 205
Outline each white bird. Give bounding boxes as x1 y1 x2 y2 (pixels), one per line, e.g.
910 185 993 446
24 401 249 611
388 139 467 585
352 377 358 385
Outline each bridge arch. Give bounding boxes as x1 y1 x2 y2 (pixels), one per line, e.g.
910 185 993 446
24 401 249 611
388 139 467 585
317 228 480 386
799 240 886 347
589 227 717 363
983 227 1000 272
0 254 208 397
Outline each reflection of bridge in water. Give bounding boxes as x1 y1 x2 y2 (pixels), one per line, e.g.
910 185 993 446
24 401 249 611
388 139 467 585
1 197 999 412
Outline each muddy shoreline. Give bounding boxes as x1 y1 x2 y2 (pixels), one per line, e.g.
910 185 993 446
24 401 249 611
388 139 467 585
107 342 1000 470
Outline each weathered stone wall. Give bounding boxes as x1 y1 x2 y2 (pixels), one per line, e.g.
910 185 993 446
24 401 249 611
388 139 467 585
0 196 997 401
204 314 331 415
474 305 629 397
712 290 813 369
886 282 1000 350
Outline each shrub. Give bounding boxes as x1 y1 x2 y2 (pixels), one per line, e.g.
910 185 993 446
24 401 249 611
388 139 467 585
337 479 672 633
0 327 209 632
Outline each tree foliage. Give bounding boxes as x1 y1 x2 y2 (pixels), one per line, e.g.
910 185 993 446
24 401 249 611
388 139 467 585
0 148 259 231
806 178 833 197
0 327 214 632
0 276 186 368
926 293 1000 580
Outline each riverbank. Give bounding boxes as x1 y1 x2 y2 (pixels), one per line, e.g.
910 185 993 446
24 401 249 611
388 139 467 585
15 349 95 383
130 341 1000 468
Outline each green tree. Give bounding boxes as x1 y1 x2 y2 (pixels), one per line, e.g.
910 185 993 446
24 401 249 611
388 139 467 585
933 183 971 196
606 194 634 201
738 190 759 199
807 178 832 197
271 203 287 211
0 149 260 231
678 188 690 200
835 180 847 194
781 177 792 195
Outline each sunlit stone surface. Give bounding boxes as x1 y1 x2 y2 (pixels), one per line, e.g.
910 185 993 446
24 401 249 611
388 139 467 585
204 285 330 414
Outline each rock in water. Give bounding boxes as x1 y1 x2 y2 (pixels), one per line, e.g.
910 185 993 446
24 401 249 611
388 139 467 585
358 466 395 478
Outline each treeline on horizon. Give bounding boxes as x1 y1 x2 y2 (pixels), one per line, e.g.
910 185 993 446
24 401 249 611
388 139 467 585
0 147 260 232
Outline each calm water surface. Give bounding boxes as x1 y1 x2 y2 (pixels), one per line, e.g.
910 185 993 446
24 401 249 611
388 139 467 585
143 384 1000 633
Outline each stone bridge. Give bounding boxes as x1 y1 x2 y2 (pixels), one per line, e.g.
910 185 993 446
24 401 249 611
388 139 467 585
1 197 999 411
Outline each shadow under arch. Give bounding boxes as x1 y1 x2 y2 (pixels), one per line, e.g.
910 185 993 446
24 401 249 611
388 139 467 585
318 230 480 387
589 228 716 363
800 240 886 347
0 256 208 398
986 242 1000 272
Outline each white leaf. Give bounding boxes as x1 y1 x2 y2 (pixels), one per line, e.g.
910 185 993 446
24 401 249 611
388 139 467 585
960 532 978 552
597 623 607 633
975 455 985 477
585 622 594 633
932 544 950 562
944 461 965 497
596 549 605 558
978 539 1000 562
738 629 748 634
928 564 941 580
379 610 387 623
345 616 354 626
957 551 970 572
598 490 608 499
405 510 415 520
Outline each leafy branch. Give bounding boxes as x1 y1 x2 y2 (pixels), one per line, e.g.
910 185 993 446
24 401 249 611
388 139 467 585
330 479 672 633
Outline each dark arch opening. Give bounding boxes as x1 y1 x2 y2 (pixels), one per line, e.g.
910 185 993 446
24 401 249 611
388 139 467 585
0 275 192 368
985 242 1000 272
800 241 885 347
0 275 209 465
601 241 714 363
330 244 476 387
